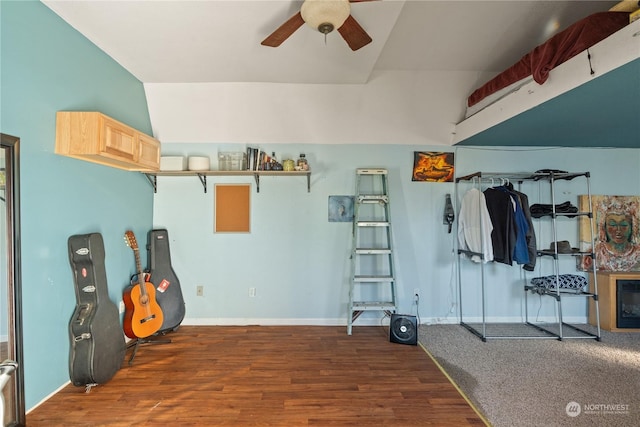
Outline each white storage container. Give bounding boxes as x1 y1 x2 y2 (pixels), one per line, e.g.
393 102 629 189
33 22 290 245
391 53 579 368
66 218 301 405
160 156 187 171
188 156 210 171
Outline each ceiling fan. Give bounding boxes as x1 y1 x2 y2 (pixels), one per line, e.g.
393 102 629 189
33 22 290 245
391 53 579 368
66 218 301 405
261 0 375 51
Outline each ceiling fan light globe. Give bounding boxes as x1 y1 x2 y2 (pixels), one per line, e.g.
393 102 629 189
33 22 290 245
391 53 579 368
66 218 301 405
301 0 350 33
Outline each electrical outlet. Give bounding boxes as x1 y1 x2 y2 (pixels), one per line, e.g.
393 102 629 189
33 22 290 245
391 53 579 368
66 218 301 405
249 287 256 297
196 285 204 297
119 301 125 313
413 288 420 297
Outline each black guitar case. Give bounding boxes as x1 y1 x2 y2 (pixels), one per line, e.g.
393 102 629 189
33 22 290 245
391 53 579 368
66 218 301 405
68 233 125 386
147 229 185 333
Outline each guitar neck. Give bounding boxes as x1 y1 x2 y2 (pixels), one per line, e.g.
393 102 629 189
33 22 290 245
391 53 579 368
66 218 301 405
133 248 148 297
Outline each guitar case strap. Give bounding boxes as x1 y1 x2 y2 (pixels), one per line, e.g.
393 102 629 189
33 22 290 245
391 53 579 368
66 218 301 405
68 233 125 386
147 229 185 333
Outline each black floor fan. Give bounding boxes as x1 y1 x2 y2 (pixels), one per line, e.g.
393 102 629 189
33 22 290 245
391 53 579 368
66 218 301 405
389 314 418 346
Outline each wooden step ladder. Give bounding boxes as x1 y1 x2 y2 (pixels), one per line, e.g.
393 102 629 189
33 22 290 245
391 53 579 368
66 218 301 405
347 168 397 335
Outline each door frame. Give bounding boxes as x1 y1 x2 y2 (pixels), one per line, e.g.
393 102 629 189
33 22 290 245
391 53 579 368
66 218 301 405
1 133 25 426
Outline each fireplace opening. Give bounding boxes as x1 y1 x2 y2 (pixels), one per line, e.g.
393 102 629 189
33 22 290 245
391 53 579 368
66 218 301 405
617 280 640 329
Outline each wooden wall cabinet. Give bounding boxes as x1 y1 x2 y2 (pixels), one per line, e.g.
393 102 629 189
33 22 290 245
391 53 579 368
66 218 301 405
55 111 160 171
589 272 640 332
136 132 162 170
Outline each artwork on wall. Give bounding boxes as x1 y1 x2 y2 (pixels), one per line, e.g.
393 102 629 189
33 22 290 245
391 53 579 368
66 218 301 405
411 152 454 182
577 195 640 271
328 196 354 222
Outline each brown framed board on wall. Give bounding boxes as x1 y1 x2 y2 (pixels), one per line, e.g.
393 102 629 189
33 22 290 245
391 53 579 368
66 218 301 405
214 184 251 233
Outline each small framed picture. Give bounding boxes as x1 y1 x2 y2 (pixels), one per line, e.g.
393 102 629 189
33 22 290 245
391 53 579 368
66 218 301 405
328 196 354 222
412 152 455 182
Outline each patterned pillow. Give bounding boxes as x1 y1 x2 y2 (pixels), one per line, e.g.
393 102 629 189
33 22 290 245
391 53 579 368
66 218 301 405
530 274 587 291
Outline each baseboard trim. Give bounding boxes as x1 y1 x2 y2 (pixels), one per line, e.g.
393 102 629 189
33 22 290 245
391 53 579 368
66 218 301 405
182 316 588 326
27 381 70 414
183 318 366 326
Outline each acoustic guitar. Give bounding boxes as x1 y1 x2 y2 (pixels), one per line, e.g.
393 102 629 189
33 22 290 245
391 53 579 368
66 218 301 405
122 230 164 339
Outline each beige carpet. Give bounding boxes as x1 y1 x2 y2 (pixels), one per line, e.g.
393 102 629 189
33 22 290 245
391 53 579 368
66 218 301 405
419 324 640 427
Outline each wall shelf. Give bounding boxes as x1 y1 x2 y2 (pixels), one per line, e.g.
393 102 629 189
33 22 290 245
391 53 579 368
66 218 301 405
144 170 311 193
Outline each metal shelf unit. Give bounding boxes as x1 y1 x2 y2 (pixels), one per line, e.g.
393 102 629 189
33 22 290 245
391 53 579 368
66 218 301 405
455 171 601 341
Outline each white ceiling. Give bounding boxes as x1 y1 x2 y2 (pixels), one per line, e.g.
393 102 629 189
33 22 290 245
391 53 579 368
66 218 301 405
43 0 619 84
42 0 626 146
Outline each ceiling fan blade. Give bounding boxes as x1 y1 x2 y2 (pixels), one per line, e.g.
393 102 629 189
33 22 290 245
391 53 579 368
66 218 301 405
337 15 372 51
261 12 305 47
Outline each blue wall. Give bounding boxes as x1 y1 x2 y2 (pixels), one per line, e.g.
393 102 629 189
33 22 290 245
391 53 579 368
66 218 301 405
155 144 640 326
1 2 155 410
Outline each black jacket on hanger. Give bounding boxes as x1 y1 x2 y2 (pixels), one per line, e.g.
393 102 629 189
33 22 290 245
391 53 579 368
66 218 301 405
483 187 516 265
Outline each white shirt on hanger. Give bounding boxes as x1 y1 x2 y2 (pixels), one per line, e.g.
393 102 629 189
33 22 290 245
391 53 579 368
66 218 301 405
458 188 494 263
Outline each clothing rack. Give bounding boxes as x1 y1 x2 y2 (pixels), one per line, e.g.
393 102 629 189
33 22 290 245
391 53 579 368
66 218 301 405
454 171 601 341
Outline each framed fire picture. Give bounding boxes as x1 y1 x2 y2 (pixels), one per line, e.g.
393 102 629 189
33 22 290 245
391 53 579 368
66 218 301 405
412 152 455 182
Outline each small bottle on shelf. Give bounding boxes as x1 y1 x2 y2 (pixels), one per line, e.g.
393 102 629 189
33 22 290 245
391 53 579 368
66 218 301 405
297 153 309 171
271 151 283 171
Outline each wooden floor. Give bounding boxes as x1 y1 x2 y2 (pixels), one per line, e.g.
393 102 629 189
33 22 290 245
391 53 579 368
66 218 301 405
27 326 486 426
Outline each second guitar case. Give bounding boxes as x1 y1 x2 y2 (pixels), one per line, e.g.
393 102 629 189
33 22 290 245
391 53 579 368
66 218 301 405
147 229 185 333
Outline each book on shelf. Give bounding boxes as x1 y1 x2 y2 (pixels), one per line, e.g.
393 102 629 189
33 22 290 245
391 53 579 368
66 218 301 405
246 147 274 171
